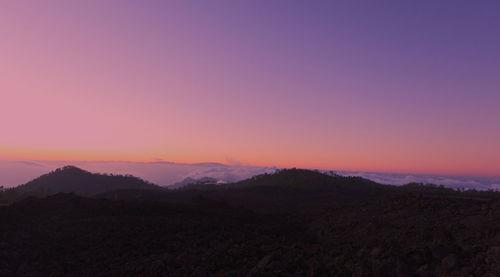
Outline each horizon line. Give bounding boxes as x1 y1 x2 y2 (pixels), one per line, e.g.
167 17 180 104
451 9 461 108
1 157 499 179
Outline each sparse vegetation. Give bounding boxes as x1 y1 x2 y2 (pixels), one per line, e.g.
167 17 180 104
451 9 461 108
0 166 160 205
1 167 499 276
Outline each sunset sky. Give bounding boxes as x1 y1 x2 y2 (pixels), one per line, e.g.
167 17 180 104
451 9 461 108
1 1 499 177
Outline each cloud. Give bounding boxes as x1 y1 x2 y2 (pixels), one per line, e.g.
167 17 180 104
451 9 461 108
17 160 45 167
0 158 498 191
183 164 277 183
224 158 243 166
491 184 500 190
335 170 498 190
0 159 276 188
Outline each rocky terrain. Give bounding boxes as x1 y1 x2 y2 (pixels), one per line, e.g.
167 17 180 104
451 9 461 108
0 168 499 276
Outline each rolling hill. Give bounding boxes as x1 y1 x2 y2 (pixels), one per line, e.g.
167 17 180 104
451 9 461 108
12 165 160 197
1 168 500 275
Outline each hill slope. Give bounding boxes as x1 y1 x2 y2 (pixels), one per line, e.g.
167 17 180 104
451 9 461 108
230 168 392 192
13 166 160 196
98 169 401 213
1 168 500 275
1 191 500 276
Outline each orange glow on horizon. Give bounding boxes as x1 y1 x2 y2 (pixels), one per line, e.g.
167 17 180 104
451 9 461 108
1 2 499 180
1 146 499 178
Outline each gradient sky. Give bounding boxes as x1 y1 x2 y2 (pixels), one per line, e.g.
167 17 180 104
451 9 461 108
1 0 499 177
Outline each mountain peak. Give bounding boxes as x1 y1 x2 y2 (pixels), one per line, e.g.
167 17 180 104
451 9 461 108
59 165 87 171
233 168 384 192
13 166 160 196
51 165 90 175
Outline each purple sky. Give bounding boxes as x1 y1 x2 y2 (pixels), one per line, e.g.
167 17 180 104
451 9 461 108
1 1 499 177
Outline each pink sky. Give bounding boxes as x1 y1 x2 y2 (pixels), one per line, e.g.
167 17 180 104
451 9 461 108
1 1 499 177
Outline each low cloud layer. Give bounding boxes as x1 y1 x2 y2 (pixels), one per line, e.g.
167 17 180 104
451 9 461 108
335 170 500 191
0 159 276 188
0 158 498 191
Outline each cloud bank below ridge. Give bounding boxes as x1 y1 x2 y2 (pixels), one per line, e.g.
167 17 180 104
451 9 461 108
0 159 498 191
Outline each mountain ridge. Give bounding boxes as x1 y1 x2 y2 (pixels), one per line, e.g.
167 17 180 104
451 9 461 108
13 165 160 197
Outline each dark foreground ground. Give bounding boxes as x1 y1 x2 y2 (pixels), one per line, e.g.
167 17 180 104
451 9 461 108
0 169 499 276
1 193 499 276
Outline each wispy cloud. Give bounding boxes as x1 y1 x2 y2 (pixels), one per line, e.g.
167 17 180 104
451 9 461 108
17 160 46 167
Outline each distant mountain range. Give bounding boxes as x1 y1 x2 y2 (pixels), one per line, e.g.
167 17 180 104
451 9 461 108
2 166 499 208
2 159 499 190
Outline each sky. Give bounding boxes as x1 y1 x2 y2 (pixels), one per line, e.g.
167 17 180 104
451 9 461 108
1 0 499 177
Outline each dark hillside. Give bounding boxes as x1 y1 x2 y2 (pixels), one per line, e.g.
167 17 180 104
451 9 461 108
232 168 381 189
97 169 399 214
13 166 159 196
1 192 499 276
1 168 500 276
0 193 308 276
99 169 490 214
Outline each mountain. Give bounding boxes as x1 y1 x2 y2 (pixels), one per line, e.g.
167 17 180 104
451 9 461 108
95 169 403 213
229 168 394 193
12 165 160 196
229 169 494 197
1 170 500 276
98 169 500 214
1 168 500 275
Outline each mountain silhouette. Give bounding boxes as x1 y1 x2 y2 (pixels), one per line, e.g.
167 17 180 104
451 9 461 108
1 168 500 276
13 165 160 196
2 167 500 276
229 168 395 194
235 168 369 186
